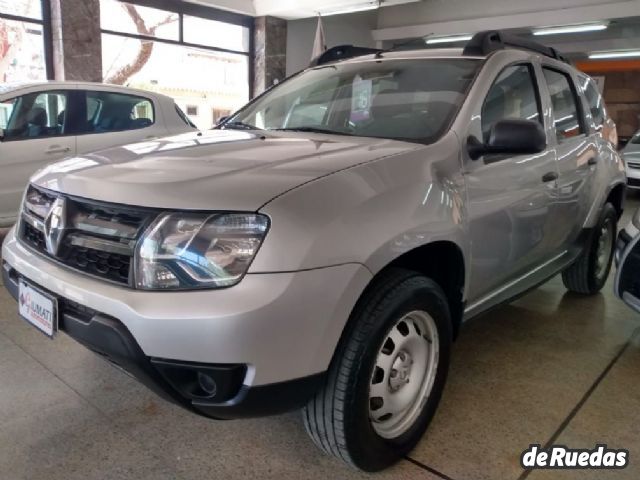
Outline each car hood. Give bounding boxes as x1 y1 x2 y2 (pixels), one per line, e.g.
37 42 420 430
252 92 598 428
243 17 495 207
623 149 640 160
32 129 420 211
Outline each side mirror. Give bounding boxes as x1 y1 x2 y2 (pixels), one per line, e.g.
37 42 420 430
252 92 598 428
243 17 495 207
468 119 546 161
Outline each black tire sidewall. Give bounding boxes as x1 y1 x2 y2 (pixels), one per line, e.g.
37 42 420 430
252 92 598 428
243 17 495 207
343 275 452 471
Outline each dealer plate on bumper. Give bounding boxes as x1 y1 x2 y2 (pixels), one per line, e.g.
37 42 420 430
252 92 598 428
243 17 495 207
18 279 58 338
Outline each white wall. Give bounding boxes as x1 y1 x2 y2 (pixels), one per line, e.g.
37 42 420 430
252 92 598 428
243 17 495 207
286 10 378 75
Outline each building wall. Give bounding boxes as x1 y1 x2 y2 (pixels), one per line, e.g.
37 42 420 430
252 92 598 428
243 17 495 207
286 10 378 75
600 71 640 140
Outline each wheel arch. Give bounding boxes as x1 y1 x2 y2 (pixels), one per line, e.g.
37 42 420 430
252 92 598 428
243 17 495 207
606 182 626 220
341 241 466 349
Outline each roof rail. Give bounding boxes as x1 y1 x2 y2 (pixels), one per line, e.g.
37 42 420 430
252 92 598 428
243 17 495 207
309 45 383 67
463 30 569 63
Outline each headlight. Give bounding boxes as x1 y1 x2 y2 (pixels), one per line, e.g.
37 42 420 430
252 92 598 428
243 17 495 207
135 212 269 290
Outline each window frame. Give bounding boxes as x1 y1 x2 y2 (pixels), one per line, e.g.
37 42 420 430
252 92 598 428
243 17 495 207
0 89 74 142
579 75 606 131
540 65 588 143
480 62 544 143
100 0 254 96
78 89 157 135
0 0 54 79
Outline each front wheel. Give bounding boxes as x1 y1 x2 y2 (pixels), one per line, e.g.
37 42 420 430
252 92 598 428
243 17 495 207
562 202 617 294
302 269 452 471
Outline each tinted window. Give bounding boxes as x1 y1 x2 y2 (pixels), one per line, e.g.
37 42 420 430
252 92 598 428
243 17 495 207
482 65 541 142
230 59 481 144
1 91 68 140
543 68 584 142
83 91 154 133
582 77 606 128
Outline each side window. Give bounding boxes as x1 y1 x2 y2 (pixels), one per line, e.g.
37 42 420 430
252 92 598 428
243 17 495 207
542 68 585 142
0 98 16 130
582 77 606 128
84 91 155 134
482 65 541 142
1 92 67 140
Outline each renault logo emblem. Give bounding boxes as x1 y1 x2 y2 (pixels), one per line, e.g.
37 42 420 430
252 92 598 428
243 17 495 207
43 197 66 256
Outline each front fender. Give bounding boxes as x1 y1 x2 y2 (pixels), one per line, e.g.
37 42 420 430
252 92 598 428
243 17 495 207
251 133 469 284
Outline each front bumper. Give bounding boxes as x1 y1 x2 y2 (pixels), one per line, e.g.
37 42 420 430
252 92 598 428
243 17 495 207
624 161 640 189
615 223 638 266
2 228 371 418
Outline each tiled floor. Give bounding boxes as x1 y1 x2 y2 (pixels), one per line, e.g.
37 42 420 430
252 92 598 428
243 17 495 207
1 198 639 480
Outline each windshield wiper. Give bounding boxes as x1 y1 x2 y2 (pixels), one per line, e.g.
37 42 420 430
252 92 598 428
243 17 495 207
220 121 261 131
272 127 354 136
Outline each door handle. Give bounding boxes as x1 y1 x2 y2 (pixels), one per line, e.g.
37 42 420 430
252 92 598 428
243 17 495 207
588 157 598 166
46 147 71 155
542 171 559 183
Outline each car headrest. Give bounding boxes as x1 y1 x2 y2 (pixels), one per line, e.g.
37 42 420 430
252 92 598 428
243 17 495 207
27 107 47 126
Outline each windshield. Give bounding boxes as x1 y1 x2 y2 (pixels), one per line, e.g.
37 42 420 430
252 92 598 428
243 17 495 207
226 58 481 144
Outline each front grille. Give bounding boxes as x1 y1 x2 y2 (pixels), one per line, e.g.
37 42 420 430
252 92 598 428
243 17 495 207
18 185 155 286
628 162 640 170
628 178 640 187
60 244 131 284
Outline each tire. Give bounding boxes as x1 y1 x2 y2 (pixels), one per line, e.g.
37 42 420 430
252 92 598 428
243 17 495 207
302 268 452 471
562 202 617 294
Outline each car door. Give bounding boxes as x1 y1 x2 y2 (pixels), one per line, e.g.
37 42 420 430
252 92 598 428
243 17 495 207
464 62 559 302
75 89 169 155
538 66 598 251
0 89 76 225
616 230 640 313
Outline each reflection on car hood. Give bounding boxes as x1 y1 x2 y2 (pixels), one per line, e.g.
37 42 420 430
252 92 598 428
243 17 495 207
32 129 420 211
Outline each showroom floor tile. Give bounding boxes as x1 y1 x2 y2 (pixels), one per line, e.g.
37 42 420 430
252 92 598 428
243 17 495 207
0 197 639 480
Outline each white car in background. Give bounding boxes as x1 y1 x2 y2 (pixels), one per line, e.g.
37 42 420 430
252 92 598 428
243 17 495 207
622 132 640 189
0 82 197 226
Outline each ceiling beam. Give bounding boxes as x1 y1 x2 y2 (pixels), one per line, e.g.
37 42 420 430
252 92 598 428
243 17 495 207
373 0 640 41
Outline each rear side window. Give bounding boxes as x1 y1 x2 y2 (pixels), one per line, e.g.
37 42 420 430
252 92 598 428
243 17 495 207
83 91 155 133
542 68 585 143
481 64 542 142
581 77 606 128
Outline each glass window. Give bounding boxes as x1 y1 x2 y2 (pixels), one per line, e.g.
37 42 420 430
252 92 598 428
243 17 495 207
0 18 46 82
84 91 154 133
543 68 585 142
102 34 249 130
0 97 15 129
0 0 42 19
581 76 606 128
482 65 541 142
100 0 179 40
231 59 481 144
3 91 68 140
183 15 250 53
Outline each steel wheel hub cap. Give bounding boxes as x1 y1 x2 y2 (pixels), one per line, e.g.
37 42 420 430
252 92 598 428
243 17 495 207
369 310 439 439
595 219 613 280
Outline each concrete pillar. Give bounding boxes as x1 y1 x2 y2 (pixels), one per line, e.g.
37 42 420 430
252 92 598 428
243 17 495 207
50 0 102 81
253 16 286 96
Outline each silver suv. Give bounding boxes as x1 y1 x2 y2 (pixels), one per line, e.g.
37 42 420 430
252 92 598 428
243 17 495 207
2 31 626 471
